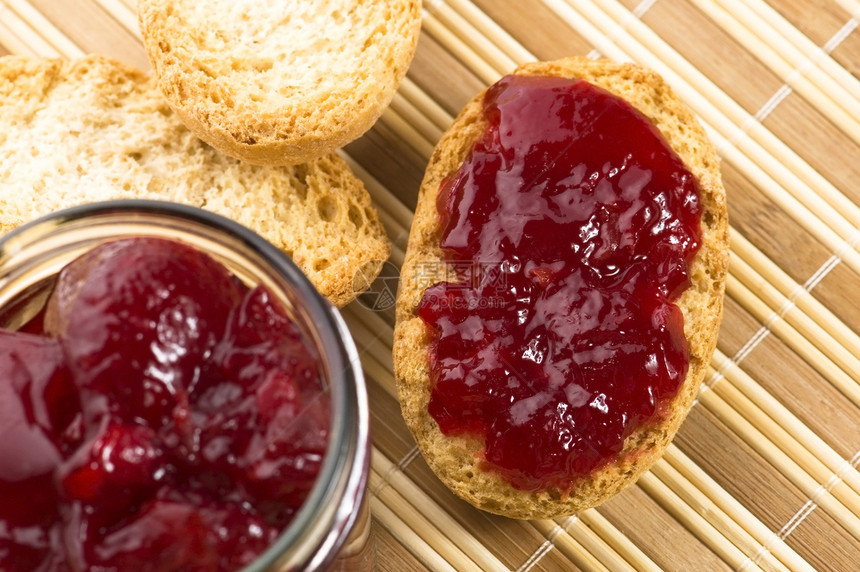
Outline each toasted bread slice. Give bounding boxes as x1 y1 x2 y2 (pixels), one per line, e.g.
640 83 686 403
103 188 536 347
138 0 422 166
393 58 729 519
0 55 390 307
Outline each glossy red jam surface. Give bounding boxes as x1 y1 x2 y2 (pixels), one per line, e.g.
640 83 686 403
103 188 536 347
0 237 329 571
418 75 702 492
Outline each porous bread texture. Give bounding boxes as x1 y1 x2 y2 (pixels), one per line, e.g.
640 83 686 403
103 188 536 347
138 0 422 167
0 55 390 307
393 57 729 519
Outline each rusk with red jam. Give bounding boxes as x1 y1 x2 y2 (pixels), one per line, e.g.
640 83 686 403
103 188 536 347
393 57 729 519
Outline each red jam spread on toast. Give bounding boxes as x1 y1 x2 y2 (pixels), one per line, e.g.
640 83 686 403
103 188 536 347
417 74 702 492
0 237 329 571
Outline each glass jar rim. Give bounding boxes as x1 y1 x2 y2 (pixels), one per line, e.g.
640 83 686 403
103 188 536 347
0 199 371 571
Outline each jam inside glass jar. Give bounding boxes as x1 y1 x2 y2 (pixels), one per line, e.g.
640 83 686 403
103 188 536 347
418 74 702 492
0 201 373 571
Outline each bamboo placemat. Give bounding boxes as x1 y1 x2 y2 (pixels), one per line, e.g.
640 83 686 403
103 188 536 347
2 0 860 570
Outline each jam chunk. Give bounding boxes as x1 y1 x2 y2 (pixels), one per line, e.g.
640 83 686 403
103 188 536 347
418 75 702 492
197 284 330 520
49 237 245 430
66 495 278 572
0 331 74 572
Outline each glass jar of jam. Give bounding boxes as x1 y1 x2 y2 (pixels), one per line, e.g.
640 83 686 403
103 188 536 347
0 200 374 571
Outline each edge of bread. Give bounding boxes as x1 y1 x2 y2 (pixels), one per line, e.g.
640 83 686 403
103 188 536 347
393 57 729 519
138 0 423 166
0 55 390 307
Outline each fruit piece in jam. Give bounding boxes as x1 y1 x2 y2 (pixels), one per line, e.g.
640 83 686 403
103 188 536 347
0 331 73 571
0 237 330 570
418 74 702 492
46 237 246 430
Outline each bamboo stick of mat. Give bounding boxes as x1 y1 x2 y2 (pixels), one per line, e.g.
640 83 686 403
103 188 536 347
648 459 790 572
710 350 860 496
725 275 860 407
371 450 509 571
722 0 860 100
692 0 860 142
664 445 814 571
636 470 766 571
697 383 860 542
728 232 859 354
727 240 860 375
576 509 662 572
92 0 140 37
